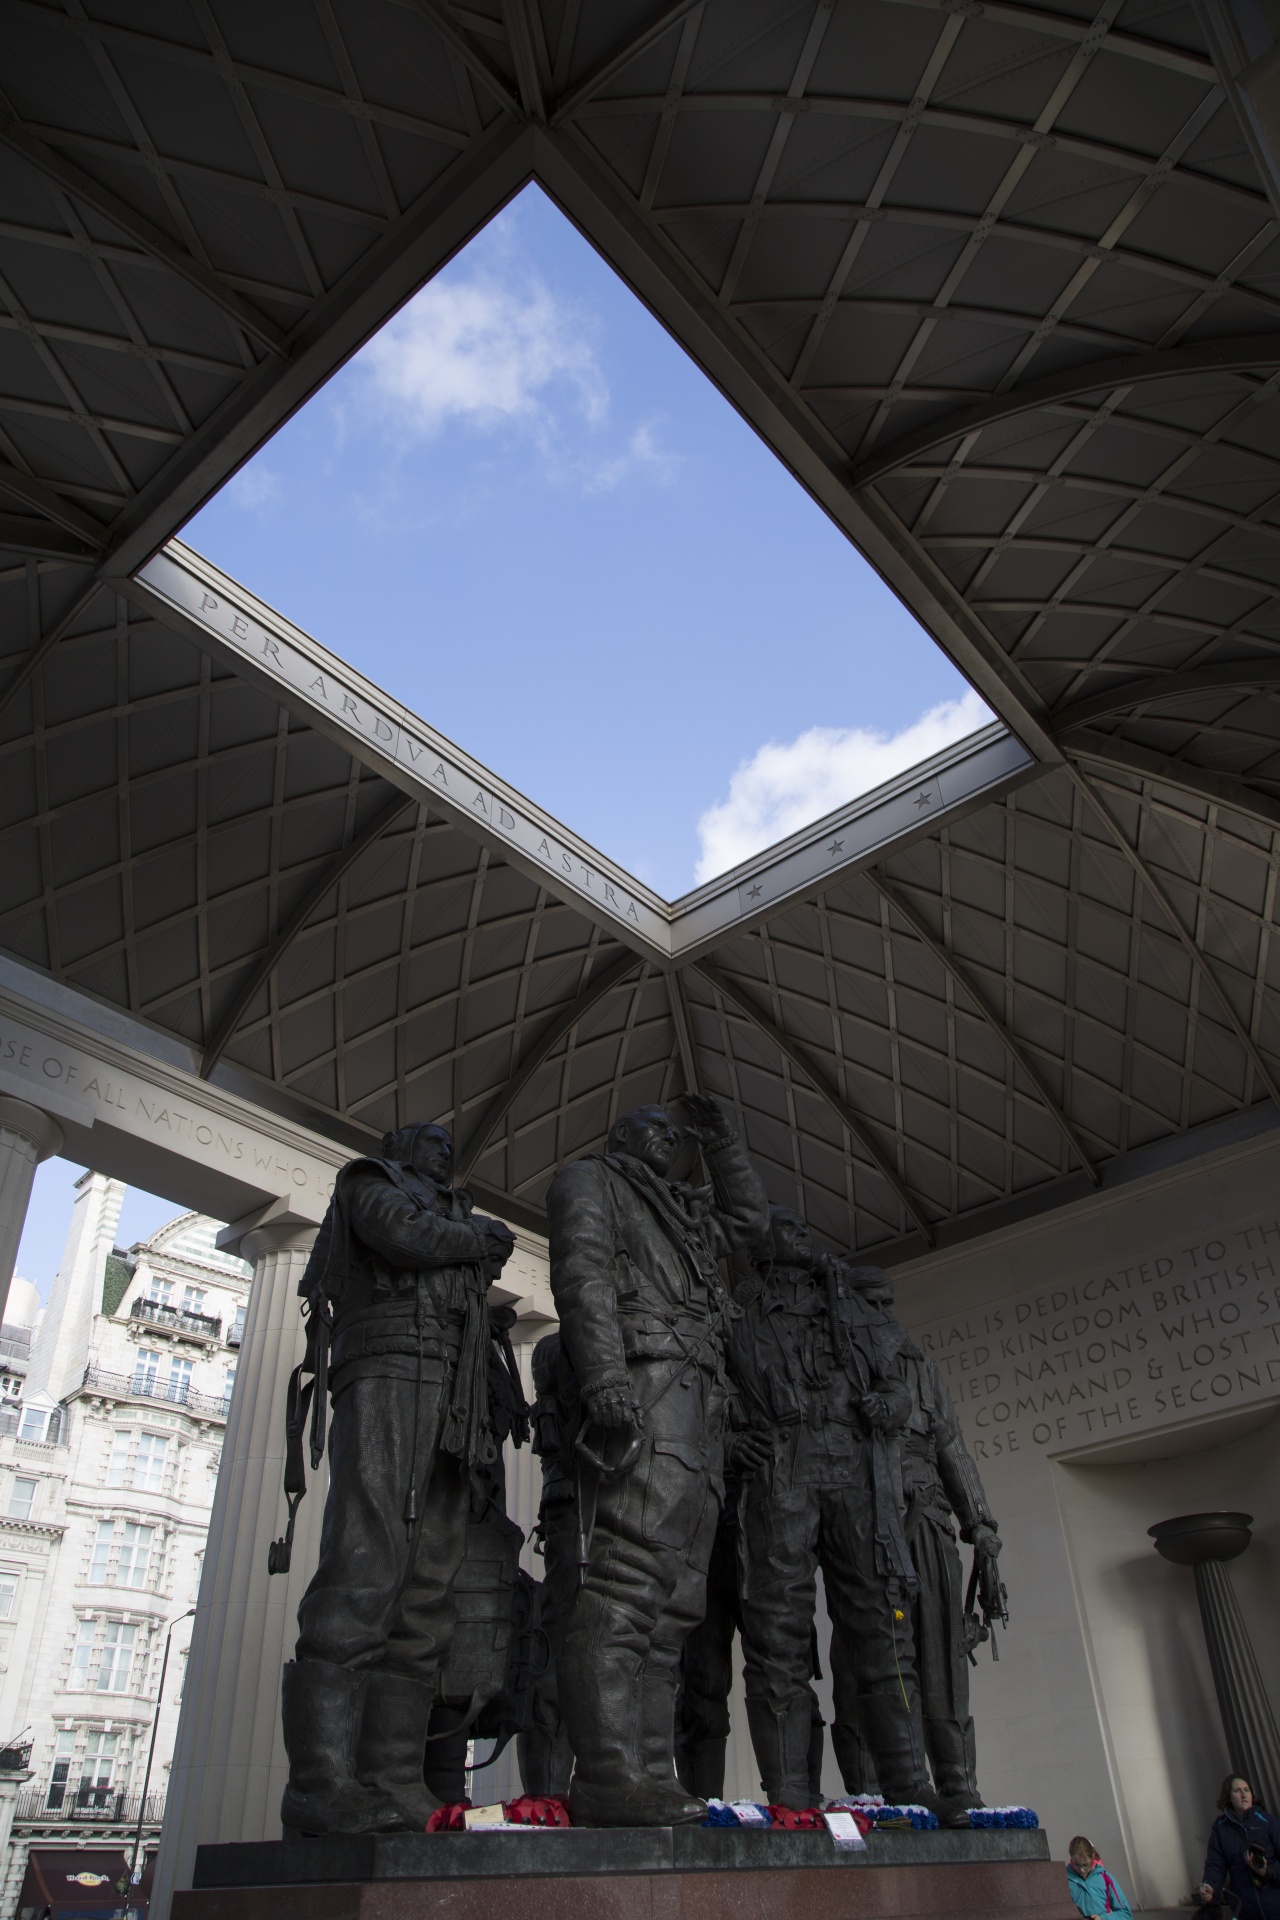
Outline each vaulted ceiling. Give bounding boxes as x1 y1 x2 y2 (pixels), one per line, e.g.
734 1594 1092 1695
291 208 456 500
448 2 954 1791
3 0 1280 1257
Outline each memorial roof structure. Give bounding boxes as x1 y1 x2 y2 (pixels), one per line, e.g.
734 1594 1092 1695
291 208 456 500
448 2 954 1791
4 0 1280 1259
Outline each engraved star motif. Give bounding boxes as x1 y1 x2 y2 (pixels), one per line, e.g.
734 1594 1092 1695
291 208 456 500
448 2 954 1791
913 789 934 810
747 884 763 900
827 838 844 855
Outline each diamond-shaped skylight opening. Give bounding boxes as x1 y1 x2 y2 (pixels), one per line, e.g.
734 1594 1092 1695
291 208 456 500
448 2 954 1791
183 185 986 900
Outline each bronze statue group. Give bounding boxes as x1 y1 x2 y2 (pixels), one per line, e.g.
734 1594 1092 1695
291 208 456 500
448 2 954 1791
272 1098 1005 1835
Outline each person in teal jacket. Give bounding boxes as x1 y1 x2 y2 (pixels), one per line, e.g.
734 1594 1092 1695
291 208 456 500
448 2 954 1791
1067 1835 1133 1918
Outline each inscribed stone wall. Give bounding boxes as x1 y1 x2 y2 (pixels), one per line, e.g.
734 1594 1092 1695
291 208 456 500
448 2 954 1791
914 1215 1280 1463
892 1130 1280 1909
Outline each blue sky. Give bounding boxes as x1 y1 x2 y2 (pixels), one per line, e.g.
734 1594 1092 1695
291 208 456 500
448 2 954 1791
15 1162 179 1307
14 184 983 1300
183 183 982 898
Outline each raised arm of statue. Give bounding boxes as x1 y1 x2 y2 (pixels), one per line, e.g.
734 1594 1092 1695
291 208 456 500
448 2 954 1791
546 1158 630 1395
679 1096 769 1253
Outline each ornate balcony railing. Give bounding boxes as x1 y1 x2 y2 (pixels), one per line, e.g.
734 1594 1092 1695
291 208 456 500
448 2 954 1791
81 1365 232 1420
130 1297 222 1341
14 1789 166 1824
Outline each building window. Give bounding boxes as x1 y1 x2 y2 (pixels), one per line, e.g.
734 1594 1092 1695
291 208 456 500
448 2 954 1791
166 1358 193 1404
89 1521 113 1585
89 1521 155 1590
117 1523 154 1590
106 1432 170 1494
177 1647 189 1704
0 1574 18 1619
106 1433 131 1488
78 1730 119 1808
8 1477 36 1520
43 1727 122 1811
73 1620 137 1694
18 1407 60 1444
133 1351 192 1407
182 1287 205 1316
97 1623 136 1693
46 1730 75 1810
132 1349 160 1395
134 1434 168 1491
229 1303 246 1347
223 1363 236 1411
70 1619 96 1686
145 1278 173 1307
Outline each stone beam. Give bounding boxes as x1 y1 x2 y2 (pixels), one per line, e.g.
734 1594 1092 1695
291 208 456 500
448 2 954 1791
0 955 342 1227
0 953 556 1322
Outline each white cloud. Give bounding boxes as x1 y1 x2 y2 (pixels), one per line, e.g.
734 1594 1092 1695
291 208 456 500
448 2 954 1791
583 423 682 494
363 273 607 439
693 689 993 885
227 466 283 514
354 266 682 498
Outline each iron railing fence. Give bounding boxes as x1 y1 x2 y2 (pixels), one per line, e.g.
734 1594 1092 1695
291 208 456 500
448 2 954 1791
14 1790 166 1824
130 1298 222 1341
81 1365 231 1419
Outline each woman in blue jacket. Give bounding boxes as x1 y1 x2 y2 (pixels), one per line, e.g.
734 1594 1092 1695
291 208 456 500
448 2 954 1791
1200 1775 1280 1917
1067 1836 1133 1918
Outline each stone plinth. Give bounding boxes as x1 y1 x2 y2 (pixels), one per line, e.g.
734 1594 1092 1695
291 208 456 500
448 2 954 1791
176 1828 1073 1920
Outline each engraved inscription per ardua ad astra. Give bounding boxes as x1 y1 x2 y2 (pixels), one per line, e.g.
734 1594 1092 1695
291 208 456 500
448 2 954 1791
137 549 662 952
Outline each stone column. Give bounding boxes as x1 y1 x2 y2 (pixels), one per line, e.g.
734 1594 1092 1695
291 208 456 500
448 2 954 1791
0 1758 33 1917
149 1203 323 1916
0 1096 63 1328
1150 1511 1280 1812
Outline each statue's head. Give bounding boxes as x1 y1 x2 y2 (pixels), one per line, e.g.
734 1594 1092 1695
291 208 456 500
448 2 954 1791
847 1264 894 1311
607 1104 682 1178
380 1121 454 1187
760 1206 813 1273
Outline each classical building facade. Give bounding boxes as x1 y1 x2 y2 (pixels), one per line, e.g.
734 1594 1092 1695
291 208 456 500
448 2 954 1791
0 1174 249 1915
0 1279 42 1433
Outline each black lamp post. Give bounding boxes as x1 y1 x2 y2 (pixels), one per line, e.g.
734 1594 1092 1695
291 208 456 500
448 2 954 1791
130 1607 196 1894
1149 1513 1280 1813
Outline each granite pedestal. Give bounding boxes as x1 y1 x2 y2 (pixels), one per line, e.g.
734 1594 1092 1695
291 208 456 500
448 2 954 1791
178 1826 1074 1920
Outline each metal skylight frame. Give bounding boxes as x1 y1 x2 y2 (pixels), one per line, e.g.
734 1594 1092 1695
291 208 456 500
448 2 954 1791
130 540 1039 969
